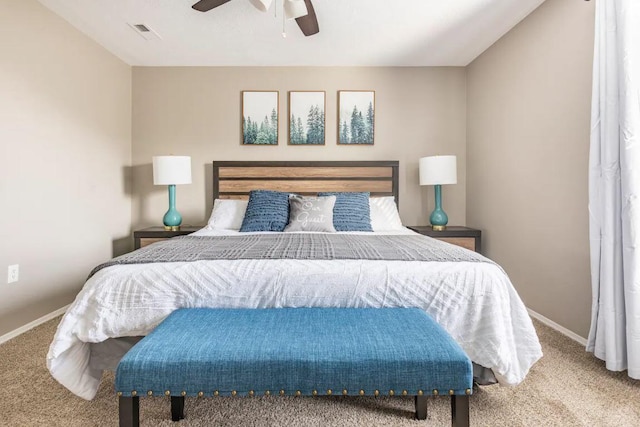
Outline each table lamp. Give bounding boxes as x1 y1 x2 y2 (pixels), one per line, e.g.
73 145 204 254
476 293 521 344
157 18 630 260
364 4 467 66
419 155 457 231
152 156 192 231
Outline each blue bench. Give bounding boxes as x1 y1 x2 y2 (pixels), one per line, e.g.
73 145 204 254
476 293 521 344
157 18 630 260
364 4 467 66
116 308 472 426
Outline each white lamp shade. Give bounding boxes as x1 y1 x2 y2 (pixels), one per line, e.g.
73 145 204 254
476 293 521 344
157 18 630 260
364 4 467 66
284 0 308 19
419 155 457 185
152 156 192 185
249 0 273 12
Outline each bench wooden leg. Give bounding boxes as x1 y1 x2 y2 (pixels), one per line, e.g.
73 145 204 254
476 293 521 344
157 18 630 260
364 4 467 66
171 396 185 421
119 396 139 427
415 395 428 420
451 395 469 427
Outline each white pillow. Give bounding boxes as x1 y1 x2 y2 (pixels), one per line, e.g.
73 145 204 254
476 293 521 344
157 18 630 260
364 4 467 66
369 197 404 231
207 199 248 230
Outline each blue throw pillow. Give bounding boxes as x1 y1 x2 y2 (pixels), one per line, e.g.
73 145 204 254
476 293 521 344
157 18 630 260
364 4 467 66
239 190 290 232
317 192 373 232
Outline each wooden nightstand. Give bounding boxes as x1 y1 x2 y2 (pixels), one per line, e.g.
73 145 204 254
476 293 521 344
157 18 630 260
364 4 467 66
133 226 202 250
407 226 482 253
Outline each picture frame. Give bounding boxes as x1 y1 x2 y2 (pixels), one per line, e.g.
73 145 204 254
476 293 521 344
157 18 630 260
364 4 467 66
337 90 375 145
288 91 326 145
241 91 279 145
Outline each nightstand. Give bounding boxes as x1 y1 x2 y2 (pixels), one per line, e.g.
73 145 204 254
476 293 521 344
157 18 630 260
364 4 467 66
133 226 202 250
407 226 482 253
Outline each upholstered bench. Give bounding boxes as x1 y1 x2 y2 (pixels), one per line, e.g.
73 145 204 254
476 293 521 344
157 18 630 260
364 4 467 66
116 308 472 426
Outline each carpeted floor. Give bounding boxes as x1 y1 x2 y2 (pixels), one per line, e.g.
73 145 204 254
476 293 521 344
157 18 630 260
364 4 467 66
0 318 639 427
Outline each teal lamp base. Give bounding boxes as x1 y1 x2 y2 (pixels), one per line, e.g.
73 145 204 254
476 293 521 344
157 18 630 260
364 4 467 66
163 185 183 231
429 184 449 231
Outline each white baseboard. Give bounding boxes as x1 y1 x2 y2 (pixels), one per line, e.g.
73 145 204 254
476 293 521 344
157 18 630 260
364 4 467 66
0 304 70 345
527 307 587 346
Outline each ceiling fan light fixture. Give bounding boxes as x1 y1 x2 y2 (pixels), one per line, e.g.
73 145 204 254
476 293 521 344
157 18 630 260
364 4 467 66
284 0 308 20
249 0 273 12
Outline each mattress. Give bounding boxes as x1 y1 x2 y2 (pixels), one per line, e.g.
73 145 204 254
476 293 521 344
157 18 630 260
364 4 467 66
47 228 542 400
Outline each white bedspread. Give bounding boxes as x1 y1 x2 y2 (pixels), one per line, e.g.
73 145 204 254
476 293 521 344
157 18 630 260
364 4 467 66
47 228 542 400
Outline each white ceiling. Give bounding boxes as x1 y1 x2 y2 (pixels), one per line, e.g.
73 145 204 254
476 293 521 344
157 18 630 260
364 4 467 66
38 0 545 66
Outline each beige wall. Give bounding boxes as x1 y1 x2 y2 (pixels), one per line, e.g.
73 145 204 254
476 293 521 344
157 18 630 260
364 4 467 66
0 0 132 336
466 0 595 338
131 67 467 230
0 0 596 342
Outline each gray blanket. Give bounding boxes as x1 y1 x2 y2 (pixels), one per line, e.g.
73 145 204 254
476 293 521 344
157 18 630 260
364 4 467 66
89 234 491 279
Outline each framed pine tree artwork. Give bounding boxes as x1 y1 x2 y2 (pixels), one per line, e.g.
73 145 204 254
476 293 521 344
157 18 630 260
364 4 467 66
241 91 279 145
338 90 375 145
288 91 326 145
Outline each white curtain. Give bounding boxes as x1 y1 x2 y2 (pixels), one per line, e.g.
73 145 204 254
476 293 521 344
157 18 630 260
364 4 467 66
587 0 640 379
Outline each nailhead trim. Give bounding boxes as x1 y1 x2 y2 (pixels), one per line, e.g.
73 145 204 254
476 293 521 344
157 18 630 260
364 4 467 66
115 386 469 397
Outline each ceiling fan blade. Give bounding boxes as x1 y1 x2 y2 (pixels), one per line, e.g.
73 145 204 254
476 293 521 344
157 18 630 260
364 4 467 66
192 0 234 12
295 0 319 36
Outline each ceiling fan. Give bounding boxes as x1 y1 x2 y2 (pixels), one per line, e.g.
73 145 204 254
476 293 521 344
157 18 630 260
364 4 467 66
192 0 319 36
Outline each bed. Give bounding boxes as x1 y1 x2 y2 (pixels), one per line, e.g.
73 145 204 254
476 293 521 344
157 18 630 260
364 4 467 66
47 160 542 400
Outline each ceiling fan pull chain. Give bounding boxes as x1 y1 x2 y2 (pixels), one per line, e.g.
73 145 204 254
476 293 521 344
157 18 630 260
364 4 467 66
282 0 287 38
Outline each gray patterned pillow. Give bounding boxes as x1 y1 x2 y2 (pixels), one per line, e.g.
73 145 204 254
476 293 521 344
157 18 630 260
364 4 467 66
284 195 337 232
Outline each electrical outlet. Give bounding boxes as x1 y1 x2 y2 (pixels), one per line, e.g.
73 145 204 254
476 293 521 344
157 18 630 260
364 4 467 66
7 265 19 283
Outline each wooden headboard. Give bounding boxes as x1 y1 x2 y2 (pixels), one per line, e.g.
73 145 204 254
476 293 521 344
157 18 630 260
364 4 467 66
213 161 400 207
